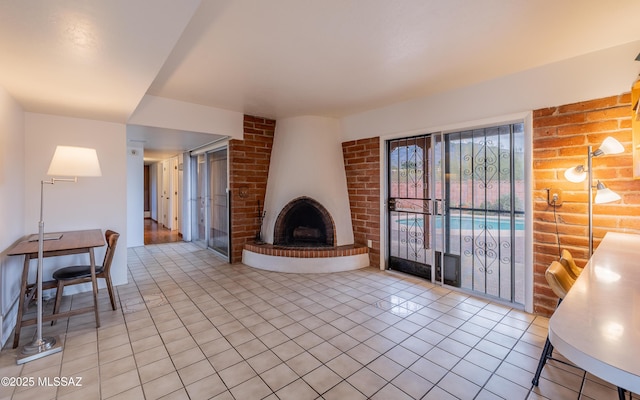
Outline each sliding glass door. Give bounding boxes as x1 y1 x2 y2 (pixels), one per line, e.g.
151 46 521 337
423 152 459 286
387 123 525 305
191 148 229 258
208 149 228 256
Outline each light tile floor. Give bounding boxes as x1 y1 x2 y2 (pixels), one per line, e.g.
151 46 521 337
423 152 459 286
0 242 632 399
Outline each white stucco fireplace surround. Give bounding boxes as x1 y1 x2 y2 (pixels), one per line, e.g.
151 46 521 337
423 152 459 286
242 116 369 273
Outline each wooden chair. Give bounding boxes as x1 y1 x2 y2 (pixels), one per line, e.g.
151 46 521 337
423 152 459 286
52 230 120 324
559 249 583 279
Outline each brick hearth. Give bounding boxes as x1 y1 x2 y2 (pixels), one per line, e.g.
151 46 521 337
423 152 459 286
243 242 368 258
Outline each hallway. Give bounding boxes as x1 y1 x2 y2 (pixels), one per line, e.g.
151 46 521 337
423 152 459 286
144 218 181 245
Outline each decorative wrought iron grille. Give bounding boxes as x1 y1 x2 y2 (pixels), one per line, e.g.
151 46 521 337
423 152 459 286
387 136 432 279
444 124 524 304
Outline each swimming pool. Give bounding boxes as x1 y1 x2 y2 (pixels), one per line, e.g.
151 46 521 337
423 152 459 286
396 215 525 231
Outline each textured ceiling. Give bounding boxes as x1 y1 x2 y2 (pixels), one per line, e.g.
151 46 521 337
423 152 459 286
148 0 640 119
1 0 640 159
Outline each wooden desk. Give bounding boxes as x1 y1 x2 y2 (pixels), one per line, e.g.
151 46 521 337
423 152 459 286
549 232 640 394
7 229 105 348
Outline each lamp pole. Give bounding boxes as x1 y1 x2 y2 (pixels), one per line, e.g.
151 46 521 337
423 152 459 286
587 146 593 257
17 179 64 363
564 137 623 258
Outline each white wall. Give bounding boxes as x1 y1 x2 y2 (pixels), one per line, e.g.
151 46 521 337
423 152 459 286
127 142 145 247
262 116 354 245
24 113 128 294
341 40 640 140
0 86 25 346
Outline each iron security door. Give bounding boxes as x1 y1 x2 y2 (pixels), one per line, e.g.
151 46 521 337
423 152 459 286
387 135 439 281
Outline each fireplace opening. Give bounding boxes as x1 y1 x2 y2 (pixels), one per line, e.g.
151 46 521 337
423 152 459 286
273 197 335 247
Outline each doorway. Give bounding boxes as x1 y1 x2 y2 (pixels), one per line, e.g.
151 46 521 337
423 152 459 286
387 123 525 305
144 157 183 245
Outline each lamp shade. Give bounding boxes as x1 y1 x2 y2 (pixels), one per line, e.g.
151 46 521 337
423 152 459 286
564 165 587 183
596 137 624 156
47 146 102 177
594 181 621 204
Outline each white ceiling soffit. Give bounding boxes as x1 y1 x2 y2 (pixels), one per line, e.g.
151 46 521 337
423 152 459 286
147 0 640 119
127 125 225 164
0 0 200 122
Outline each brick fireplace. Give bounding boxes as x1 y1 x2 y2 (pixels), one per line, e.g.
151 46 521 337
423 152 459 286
241 115 370 273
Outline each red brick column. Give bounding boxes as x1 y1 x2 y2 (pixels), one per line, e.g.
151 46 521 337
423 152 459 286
229 115 275 263
532 94 639 315
342 137 381 267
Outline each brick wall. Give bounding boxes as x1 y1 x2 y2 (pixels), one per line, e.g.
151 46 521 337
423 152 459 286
342 137 381 267
532 94 640 315
229 115 275 263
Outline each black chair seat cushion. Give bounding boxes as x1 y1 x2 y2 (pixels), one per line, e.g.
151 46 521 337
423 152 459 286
53 265 105 281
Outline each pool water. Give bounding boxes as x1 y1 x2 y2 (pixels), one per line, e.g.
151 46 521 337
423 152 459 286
397 215 524 231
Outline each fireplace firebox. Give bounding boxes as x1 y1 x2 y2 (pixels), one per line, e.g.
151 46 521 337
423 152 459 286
273 197 335 247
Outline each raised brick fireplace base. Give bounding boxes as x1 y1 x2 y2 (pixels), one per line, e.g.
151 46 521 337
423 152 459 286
242 242 369 273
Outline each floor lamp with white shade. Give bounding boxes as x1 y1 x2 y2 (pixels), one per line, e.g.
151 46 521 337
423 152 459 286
563 136 624 256
18 145 102 364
